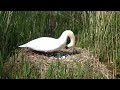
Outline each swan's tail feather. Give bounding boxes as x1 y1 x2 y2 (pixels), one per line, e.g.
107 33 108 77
19 44 27 47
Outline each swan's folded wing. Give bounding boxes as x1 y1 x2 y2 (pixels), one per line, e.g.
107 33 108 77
26 37 60 52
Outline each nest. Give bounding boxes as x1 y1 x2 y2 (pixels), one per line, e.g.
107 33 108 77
3 47 112 79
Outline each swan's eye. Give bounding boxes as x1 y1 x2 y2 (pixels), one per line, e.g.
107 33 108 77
65 46 69 49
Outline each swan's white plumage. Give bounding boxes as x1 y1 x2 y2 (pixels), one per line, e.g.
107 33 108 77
19 30 75 52
19 44 27 47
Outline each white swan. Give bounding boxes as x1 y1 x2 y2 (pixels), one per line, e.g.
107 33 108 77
19 30 75 52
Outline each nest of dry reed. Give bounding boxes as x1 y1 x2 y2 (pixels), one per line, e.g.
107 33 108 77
3 47 112 79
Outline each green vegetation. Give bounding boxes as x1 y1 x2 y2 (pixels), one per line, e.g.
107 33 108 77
0 11 120 79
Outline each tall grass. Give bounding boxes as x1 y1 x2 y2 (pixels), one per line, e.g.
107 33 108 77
0 11 120 79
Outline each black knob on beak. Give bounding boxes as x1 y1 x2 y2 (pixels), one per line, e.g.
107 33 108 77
65 46 69 49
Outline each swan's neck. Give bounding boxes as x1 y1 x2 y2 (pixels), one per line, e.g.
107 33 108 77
58 30 75 48
58 31 68 44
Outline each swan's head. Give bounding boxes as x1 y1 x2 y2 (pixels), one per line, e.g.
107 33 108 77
64 30 75 49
